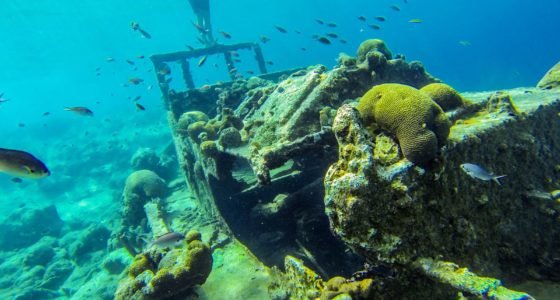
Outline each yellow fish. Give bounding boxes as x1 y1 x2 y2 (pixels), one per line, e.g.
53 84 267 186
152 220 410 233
0 148 50 179
409 19 423 23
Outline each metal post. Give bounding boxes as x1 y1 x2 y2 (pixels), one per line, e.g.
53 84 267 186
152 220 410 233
180 59 195 89
253 44 267 74
224 51 236 81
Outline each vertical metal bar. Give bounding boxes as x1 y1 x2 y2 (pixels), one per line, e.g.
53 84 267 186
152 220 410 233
253 43 267 74
224 51 236 81
151 59 171 107
180 59 195 89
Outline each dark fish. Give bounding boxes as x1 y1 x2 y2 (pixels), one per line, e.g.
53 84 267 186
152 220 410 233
315 19 325 25
266 61 274 65
133 96 142 101
317 36 332 45
339 39 347 44
327 22 337 27
219 31 232 39
375 16 386 22
191 21 208 33
42 112 50 116
259 35 270 43
185 44 195 51
137 55 145 59
326 32 338 38
131 22 152 39
148 232 185 249
274 25 287 33
128 77 144 85
358 16 366 22
0 93 9 103
198 55 208 67
18 123 25 128
0 148 50 179
11 177 23 183
126 60 135 65
390 5 401 11
301 47 307 51
369 24 381 30
135 102 146 111
295 29 301 34
64 106 94 117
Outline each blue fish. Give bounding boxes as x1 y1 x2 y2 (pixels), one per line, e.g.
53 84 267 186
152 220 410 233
460 163 506 185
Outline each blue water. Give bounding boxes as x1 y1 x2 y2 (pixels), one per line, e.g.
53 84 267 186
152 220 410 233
1 0 559 299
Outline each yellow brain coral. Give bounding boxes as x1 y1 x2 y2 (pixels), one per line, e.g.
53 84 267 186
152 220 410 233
357 83 451 165
420 83 465 111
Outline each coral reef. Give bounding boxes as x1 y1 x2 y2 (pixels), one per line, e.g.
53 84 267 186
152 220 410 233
68 224 111 262
416 258 533 299
0 205 63 250
218 127 242 149
356 83 451 165
114 230 212 300
324 88 560 298
321 276 373 300
356 39 392 61
537 61 560 89
122 170 168 226
420 82 466 111
269 256 374 300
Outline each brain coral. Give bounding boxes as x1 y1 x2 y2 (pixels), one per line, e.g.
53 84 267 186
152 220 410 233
357 39 392 62
420 83 464 111
356 83 451 165
177 111 209 133
122 170 168 226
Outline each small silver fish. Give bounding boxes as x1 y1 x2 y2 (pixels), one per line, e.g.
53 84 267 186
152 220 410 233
460 163 506 185
148 232 185 249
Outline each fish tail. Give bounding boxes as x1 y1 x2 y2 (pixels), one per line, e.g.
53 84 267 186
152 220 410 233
493 175 507 185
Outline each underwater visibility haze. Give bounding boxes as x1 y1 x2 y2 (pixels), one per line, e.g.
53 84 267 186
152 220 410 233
1 0 560 299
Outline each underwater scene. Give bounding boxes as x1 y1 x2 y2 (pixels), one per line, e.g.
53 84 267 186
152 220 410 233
1 0 560 299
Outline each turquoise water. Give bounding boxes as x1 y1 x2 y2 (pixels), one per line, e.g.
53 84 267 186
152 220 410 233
1 0 559 299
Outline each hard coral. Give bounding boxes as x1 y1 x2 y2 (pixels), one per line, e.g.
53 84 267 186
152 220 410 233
420 83 465 111
176 111 209 134
115 231 212 300
122 170 168 226
357 83 451 165
218 127 242 149
200 140 219 158
356 39 392 62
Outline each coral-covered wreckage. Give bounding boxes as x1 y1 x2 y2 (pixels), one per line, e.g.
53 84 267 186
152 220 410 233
112 38 560 298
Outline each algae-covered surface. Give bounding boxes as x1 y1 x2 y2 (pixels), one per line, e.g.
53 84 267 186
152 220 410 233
2 1 560 300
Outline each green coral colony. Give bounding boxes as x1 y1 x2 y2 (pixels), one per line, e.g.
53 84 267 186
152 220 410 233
103 37 560 299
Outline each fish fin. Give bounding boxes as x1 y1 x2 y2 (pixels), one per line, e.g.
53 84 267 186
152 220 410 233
493 175 507 185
